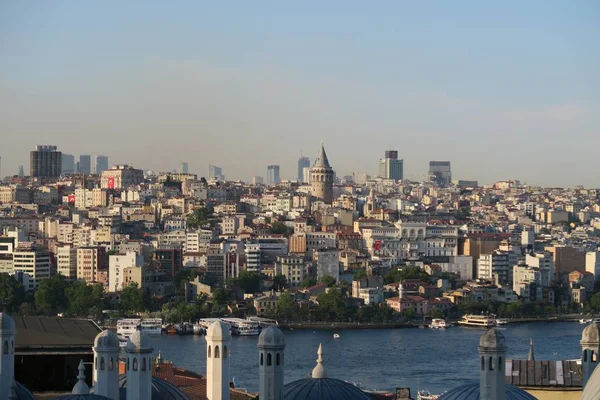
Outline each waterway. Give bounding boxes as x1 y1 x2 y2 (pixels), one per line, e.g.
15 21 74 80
154 322 585 395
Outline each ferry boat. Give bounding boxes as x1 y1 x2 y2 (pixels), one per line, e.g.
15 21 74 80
222 318 260 336
117 318 163 338
417 390 441 400
429 319 450 329
141 318 162 335
175 322 194 335
579 319 592 324
245 316 278 328
496 319 509 325
457 314 497 328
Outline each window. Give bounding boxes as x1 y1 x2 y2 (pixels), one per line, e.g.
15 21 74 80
276 353 280 366
489 357 493 371
142 358 147 371
223 346 228 359
267 353 272 366
260 353 264 366
109 357 114 370
481 356 485 370
584 350 588 362
3 340 8 355
133 358 138 371
100 357 105 370
499 357 502 371
208 345 211 358
215 346 220 359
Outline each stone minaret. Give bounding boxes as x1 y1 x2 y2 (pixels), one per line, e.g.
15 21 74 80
311 344 327 378
0 313 16 400
310 142 334 204
528 338 535 361
581 323 600 387
93 329 120 399
125 331 153 400
72 359 90 395
258 326 286 400
478 329 506 400
206 321 231 400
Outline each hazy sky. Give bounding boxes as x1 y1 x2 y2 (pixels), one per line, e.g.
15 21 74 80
1 1 599 187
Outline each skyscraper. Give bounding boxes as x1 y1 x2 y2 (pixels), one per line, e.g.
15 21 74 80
429 161 452 185
209 165 224 180
95 155 109 174
79 155 91 174
311 143 334 204
297 156 310 182
267 165 280 186
378 150 403 181
179 162 189 174
30 145 62 178
61 154 75 174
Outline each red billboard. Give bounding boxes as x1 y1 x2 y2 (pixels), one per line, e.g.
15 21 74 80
107 177 115 189
67 194 75 204
374 240 381 251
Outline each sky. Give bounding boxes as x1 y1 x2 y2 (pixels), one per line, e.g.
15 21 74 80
1 1 599 187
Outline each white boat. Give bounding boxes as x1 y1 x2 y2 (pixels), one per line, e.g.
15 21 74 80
333 333 340 339
118 334 128 348
141 318 162 335
417 390 441 400
117 318 163 338
193 322 204 335
457 314 497 328
579 319 592 324
245 316 279 328
222 318 260 336
496 319 509 325
429 319 449 329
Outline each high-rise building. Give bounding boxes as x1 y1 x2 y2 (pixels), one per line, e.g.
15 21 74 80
378 150 403 181
95 155 109 174
18 165 24 177
429 161 452 185
209 165 224 180
79 154 91 174
267 165 280 186
30 145 62 178
61 154 75 174
179 162 189 174
311 143 334 204
297 156 310 182
252 176 263 185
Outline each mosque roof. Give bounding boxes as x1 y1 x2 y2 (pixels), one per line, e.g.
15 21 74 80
438 383 537 400
0 312 16 332
118 376 190 400
15 382 36 400
283 377 372 400
13 316 101 353
582 323 600 344
582 362 600 400
258 326 285 348
94 330 120 350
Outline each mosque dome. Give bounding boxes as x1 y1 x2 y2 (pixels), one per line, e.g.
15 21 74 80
206 321 231 339
118 376 189 400
14 382 36 400
438 383 537 400
258 326 285 348
94 330 120 350
0 312 16 332
479 329 506 350
582 362 600 400
283 378 372 400
53 395 112 400
582 323 600 344
126 331 150 351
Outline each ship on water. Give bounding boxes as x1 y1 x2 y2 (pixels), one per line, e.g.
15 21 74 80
457 314 497 328
117 317 162 346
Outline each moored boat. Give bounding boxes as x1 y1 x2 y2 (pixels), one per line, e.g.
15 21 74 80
193 322 204 335
417 390 441 400
457 314 497 328
429 319 450 329
333 333 340 339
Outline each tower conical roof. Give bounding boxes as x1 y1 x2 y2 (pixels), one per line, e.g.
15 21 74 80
313 143 331 168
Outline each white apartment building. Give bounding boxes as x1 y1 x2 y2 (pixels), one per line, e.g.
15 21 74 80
57 222 74 243
77 247 103 283
477 250 519 287
245 244 261 272
314 249 339 282
13 247 51 291
525 252 554 287
276 255 305 287
56 244 77 280
109 252 143 292
586 251 600 277
513 264 542 301
100 165 144 189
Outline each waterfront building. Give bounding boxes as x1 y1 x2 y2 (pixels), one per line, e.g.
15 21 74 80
378 150 403 181
30 145 62 178
310 143 334 204
477 250 518 287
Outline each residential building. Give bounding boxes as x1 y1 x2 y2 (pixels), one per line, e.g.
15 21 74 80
525 252 554 287
152 246 183 278
513 264 542 302
477 250 518 287
245 243 261 272
314 249 339 282
276 255 306 288
56 244 77 280
100 165 144 189
545 245 586 282
585 251 600 278
77 246 106 283
13 247 51 291
109 252 143 292
30 145 62 178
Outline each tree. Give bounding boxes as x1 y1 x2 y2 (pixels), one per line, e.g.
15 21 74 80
119 283 144 314
317 289 346 321
228 271 262 293
272 275 288 291
301 277 318 288
591 293 600 311
276 292 297 321
35 274 69 315
66 281 104 316
320 275 337 288
211 287 229 306
353 270 368 281
0 273 25 313
401 308 415 321
186 206 213 229
271 222 293 237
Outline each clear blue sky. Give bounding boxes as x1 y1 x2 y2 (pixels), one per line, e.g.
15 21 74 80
1 1 599 186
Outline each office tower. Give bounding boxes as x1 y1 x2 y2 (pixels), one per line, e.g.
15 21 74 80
18 165 24 177
378 150 403 181
30 145 62 178
95 155 109 174
302 167 311 184
209 165 224 181
179 162 189 174
61 154 75 174
252 176 264 185
79 154 91 174
297 156 310 182
266 165 281 186
311 143 334 204
429 161 452 185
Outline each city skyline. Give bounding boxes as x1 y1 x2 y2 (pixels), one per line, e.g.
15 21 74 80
1 2 599 186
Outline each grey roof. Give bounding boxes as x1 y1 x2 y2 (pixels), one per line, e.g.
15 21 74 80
505 360 582 388
479 329 506 350
284 378 371 400
313 144 331 169
438 383 537 400
258 326 285 348
15 382 37 400
13 316 102 353
118 376 190 400
582 323 600 344
94 329 120 350
0 312 16 332
582 362 600 400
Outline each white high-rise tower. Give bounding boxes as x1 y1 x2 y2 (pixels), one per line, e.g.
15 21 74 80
258 326 286 400
206 321 231 400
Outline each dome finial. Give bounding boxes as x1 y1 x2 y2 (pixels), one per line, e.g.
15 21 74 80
528 338 534 361
311 343 327 378
72 359 90 394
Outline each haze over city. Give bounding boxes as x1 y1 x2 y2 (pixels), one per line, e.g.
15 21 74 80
1 1 599 187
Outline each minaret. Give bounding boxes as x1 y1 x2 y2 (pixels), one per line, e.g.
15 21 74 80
528 338 535 361
581 323 600 388
310 142 334 204
311 344 327 378
0 313 16 400
398 281 404 300
93 329 120 399
478 329 506 400
206 321 231 400
258 326 286 400
72 359 90 395
125 331 153 400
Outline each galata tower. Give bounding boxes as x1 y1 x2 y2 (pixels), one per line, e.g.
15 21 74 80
310 142 334 204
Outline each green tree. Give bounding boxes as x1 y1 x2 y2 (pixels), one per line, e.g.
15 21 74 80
271 222 293 236
276 292 297 321
211 287 229 306
119 283 144 314
0 273 25 313
353 270 368 281
320 275 337 288
187 206 213 229
317 289 346 321
272 274 288 291
301 277 318 288
35 274 69 315
591 293 600 311
228 271 262 293
401 308 415 321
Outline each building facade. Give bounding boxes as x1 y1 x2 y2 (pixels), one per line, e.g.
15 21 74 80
30 145 62 178
378 150 403 181
267 165 280 186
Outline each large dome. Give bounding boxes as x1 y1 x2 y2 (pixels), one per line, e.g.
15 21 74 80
284 377 372 400
438 383 537 400
118 376 189 400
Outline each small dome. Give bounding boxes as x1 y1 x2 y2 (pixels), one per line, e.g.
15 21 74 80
479 329 506 350
0 312 15 333
438 383 537 400
126 330 151 352
94 330 120 350
119 375 190 400
582 323 600 344
14 382 36 400
284 378 371 400
582 360 600 400
206 321 231 340
258 326 285 348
